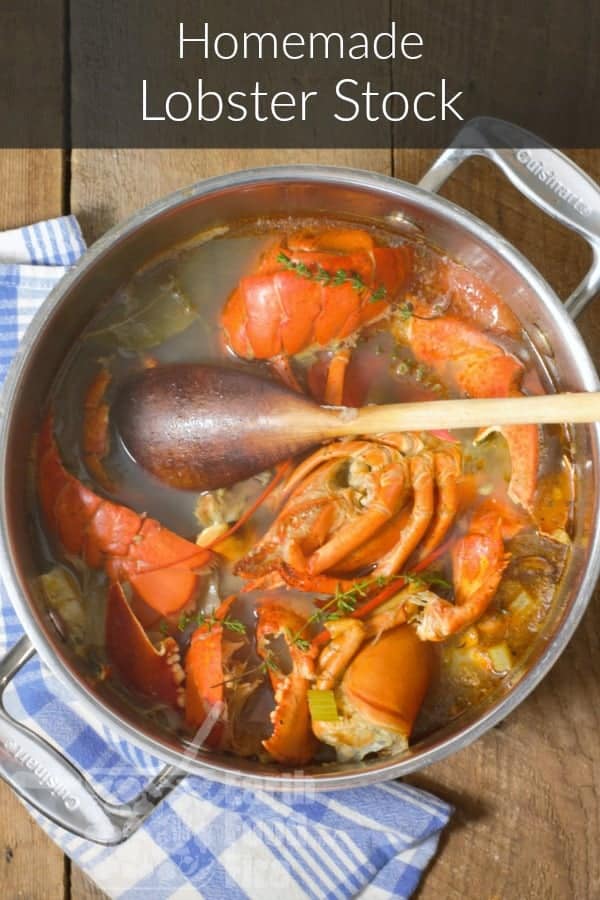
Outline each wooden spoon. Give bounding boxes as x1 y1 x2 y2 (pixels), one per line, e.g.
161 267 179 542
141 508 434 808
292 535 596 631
115 363 600 491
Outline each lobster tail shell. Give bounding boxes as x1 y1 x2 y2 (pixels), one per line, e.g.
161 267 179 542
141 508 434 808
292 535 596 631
221 232 414 361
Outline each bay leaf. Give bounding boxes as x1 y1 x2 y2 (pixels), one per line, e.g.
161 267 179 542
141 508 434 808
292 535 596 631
86 275 197 351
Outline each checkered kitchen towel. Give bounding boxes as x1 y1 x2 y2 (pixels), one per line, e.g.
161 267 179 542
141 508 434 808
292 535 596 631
0 215 452 899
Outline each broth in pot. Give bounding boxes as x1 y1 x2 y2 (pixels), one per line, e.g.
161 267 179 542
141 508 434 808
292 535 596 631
33 219 573 767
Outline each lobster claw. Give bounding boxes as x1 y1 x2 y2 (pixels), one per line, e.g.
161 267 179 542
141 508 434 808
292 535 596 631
313 623 433 763
256 600 318 766
105 582 185 709
184 596 236 748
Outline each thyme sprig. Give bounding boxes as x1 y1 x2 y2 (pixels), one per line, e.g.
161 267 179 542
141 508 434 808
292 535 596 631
287 569 450 651
277 252 387 303
209 650 281 690
404 570 450 591
172 610 247 635
287 574 401 651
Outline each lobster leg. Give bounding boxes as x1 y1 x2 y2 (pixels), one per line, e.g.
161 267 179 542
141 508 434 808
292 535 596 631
372 454 435 577
416 447 461 560
323 348 351 406
82 367 115 493
417 512 509 641
315 619 366 690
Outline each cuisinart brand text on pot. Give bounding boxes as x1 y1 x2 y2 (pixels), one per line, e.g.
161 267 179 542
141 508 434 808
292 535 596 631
516 149 592 217
2 736 80 810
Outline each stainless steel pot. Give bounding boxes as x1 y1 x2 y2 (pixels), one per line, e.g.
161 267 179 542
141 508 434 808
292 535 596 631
1 118 600 844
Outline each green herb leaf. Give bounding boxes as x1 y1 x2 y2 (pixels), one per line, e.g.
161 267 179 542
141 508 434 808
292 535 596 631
195 610 247 634
293 636 312 652
284 627 312 652
370 285 387 302
223 617 247 634
261 651 281 674
418 570 452 590
178 612 193 632
285 574 405 650
277 252 387 302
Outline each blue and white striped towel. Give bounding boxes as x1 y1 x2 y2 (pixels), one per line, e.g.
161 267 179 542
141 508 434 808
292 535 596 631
0 215 452 899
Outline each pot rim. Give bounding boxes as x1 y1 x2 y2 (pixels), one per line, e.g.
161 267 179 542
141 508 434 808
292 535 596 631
2 163 599 789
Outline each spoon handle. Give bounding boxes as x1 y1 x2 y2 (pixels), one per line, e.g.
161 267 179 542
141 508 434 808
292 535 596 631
328 391 600 436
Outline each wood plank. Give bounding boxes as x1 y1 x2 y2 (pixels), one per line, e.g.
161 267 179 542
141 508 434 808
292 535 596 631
0 144 67 897
0 780 68 900
398 147 600 900
410 584 600 900
70 866 109 900
70 149 391 242
0 150 64 231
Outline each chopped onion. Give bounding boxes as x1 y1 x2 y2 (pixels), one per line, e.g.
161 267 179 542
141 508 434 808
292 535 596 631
487 642 514 674
509 590 534 617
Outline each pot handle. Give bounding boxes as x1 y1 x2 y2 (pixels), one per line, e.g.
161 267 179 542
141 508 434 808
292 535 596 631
0 635 184 844
419 116 600 319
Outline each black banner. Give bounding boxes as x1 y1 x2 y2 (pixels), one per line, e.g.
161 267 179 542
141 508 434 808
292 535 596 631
1 0 598 147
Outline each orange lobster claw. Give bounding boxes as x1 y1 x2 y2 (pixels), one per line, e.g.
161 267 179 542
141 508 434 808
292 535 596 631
343 625 433 738
129 568 198 618
105 583 184 708
311 617 433 762
256 600 317 766
184 596 236 747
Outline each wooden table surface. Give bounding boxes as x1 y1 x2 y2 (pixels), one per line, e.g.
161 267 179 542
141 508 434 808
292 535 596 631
0 144 599 899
